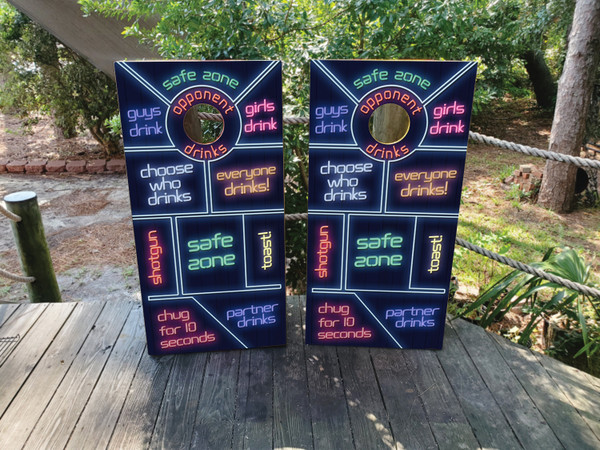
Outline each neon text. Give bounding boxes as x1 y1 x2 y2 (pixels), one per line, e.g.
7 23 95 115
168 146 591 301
359 89 423 116
187 233 236 271
226 303 278 328
147 230 163 285
365 143 410 160
202 71 238 89
183 143 228 160
354 233 403 268
429 120 466 135
315 225 332 279
127 107 161 122
258 231 273 270
385 307 439 328
428 235 443 273
245 99 275 118
171 90 234 116
162 69 197 91
433 101 465 119
353 69 388 89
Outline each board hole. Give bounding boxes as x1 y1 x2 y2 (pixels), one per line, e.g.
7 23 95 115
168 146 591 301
368 103 410 144
183 104 224 144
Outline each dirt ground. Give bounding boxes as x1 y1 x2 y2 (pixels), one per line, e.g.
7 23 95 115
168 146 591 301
0 113 139 302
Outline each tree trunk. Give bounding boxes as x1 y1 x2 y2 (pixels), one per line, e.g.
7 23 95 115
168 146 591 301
537 0 600 213
522 49 557 109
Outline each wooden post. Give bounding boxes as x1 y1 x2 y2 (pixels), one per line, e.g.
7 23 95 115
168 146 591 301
4 191 61 303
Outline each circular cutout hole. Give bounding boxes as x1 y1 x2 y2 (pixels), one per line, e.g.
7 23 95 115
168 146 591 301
368 103 410 144
183 104 224 144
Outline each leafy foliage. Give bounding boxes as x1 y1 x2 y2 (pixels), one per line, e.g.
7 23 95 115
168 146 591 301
459 247 599 369
78 0 574 291
0 2 121 156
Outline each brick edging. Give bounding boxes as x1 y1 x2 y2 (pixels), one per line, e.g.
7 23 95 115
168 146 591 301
0 159 126 175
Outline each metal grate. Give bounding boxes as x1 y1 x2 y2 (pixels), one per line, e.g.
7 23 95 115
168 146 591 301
0 335 20 365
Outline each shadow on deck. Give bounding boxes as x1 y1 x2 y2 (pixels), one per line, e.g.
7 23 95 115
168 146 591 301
0 296 598 449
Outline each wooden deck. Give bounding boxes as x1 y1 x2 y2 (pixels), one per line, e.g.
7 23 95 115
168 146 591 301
0 297 598 449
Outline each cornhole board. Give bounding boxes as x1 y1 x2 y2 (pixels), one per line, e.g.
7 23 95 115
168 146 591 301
306 60 477 348
115 61 286 355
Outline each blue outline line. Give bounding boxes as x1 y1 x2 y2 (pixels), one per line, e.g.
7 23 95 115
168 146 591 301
408 217 418 290
124 146 177 152
190 297 248 349
116 62 171 106
133 210 284 220
382 161 390 213
168 216 181 297
313 61 360 105
310 144 360 149
422 62 477 106
352 293 403 348
233 143 283 149
307 209 459 217
205 161 213 214
416 146 467 152
340 214 347 291
232 61 279 104
242 214 248 287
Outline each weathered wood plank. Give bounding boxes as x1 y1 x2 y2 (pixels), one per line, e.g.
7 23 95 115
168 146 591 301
0 303 20 328
0 302 72 415
149 353 208 449
24 301 134 450
65 303 146 450
489 331 599 448
108 352 175 449
534 348 600 441
370 348 437 449
452 318 562 449
305 337 353 448
272 295 313 449
189 351 242 449
0 302 105 449
438 322 522 449
337 347 395 449
232 348 273 449
403 347 480 449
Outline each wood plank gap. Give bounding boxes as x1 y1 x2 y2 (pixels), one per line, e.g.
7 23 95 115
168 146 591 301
0 303 48 374
149 352 209 448
304 326 353 447
189 351 242 449
337 346 396 449
0 303 20 328
107 347 175 449
488 331 600 448
272 295 314 449
451 318 563 449
24 301 134 450
533 347 600 441
371 347 439 449
438 321 523 449
0 302 105 449
65 303 146 449
403 347 480 449
0 303 73 417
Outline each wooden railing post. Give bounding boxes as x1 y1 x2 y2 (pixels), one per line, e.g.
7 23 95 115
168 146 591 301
4 191 61 303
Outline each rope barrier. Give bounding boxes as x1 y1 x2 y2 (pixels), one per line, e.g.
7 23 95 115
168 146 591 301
0 204 21 222
468 131 600 170
455 238 600 299
197 110 598 169
282 213 600 299
0 267 34 283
